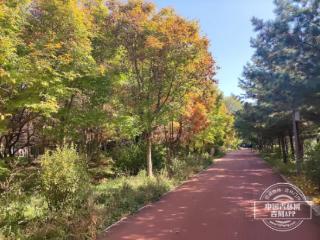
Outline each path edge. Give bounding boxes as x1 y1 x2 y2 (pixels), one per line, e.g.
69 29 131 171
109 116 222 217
100 154 227 235
278 173 320 217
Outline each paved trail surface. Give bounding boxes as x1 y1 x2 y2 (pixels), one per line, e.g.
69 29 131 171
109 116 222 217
99 149 320 240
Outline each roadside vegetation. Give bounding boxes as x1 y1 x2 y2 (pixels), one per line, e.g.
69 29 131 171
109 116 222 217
236 0 320 202
0 146 217 239
260 145 320 204
0 0 237 239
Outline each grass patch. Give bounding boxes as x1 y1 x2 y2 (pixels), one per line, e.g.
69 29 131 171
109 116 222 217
0 152 215 239
260 151 320 204
260 151 296 175
94 152 214 231
94 170 174 228
287 175 320 203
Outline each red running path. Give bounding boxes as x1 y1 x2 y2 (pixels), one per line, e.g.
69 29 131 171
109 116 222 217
98 149 320 240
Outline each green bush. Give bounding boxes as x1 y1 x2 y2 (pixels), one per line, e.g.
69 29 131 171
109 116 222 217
0 161 10 182
261 151 296 175
170 158 189 181
111 143 145 175
40 146 89 211
0 148 216 239
305 143 320 188
0 163 47 239
0 194 26 238
169 153 212 181
27 197 99 240
94 169 173 227
111 143 165 175
0 177 50 239
88 155 115 181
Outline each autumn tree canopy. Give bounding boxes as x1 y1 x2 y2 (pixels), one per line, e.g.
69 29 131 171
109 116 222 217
0 0 237 172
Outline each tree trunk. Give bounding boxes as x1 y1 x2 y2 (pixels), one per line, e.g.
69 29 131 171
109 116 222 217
280 137 288 164
168 120 174 164
300 137 304 159
289 133 295 159
284 136 289 159
278 137 282 155
146 132 153 177
292 110 303 174
186 144 190 155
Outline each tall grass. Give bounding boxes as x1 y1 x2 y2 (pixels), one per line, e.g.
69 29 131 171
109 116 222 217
0 152 214 239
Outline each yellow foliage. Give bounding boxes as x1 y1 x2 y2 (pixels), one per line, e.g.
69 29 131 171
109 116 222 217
313 197 320 205
288 175 320 197
45 42 62 50
58 54 73 64
145 36 164 49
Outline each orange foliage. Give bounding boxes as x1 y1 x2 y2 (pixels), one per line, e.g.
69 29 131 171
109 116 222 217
181 91 212 142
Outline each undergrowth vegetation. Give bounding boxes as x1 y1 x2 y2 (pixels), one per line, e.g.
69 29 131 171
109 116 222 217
0 146 216 239
261 142 320 204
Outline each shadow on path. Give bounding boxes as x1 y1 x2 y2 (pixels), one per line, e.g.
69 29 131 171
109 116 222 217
98 149 320 240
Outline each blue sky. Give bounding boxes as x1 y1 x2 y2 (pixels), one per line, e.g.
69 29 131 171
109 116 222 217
153 0 276 96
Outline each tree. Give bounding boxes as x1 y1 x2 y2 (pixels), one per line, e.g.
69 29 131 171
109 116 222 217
0 0 41 158
24 0 97 144
107 0 215 176
0 0 28 123
238 0 320 173
224 94 242 114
